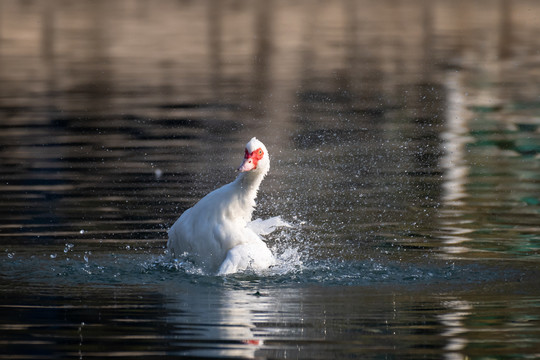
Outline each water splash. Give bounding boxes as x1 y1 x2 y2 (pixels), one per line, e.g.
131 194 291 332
0 241 527 293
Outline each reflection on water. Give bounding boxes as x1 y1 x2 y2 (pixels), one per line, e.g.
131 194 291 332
439 72 474 256
438 67 540 260
1 0 540 359
3 275 540 359
439 299 473 358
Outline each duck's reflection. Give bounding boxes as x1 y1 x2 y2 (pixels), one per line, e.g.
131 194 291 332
160 282 467 358
162 283 268 358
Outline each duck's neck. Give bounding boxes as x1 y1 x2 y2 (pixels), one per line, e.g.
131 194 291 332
235 166 269 202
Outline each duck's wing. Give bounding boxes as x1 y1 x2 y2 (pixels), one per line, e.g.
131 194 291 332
217 238 276 275
247 216 292 236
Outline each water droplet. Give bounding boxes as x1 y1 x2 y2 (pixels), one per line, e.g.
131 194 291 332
50 253 57 259
79 229 85 234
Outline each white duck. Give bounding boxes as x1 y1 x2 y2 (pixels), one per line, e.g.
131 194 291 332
167 137 287 275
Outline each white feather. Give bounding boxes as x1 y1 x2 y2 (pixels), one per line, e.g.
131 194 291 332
247 216 292 236
167 138 288 275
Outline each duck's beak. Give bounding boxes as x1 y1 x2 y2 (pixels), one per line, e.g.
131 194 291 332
237 157 256 172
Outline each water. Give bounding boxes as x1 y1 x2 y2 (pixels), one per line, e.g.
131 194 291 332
1 0 540 358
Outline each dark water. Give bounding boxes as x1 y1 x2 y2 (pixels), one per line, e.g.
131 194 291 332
2 0 540 359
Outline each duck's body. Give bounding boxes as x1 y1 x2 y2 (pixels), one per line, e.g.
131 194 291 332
167 137 279 275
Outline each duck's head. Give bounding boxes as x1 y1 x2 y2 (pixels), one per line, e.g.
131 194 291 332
237 137 269 173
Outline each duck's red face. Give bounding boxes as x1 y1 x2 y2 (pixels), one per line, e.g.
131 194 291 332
237 147 264 172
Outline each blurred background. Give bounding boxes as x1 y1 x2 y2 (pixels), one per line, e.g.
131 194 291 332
1 0 539 255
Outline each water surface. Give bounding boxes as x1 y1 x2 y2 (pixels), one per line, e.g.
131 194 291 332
1 0 540 359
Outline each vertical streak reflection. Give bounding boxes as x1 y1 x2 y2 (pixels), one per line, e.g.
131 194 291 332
439 299 472 360
439 72 474 256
